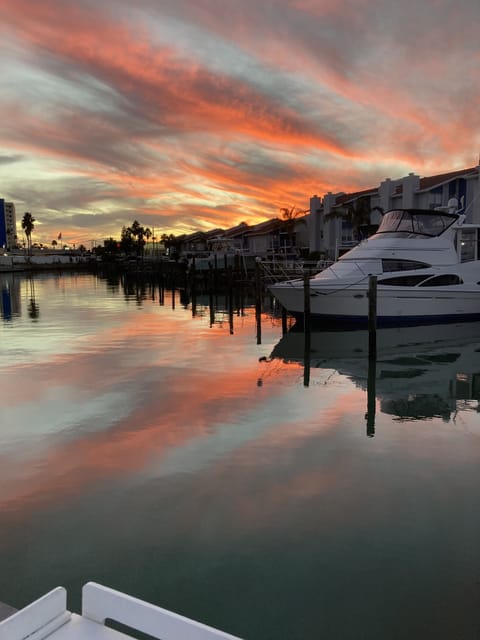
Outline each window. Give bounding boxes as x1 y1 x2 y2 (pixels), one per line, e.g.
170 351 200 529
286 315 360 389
379 274 433 286
382 259 431 272
418 274 463 286
377 209 457 237
379 273 464 287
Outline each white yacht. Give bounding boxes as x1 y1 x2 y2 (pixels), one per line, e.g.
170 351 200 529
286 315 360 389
269 200 480 327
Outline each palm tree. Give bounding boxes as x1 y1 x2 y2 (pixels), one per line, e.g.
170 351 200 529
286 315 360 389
21 212 35 255
326 197 382 240
128 220 152 255
279 206 308 254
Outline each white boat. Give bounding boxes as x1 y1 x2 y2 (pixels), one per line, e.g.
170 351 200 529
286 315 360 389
188 238 255 272
269 200 480 327
0 581 241 639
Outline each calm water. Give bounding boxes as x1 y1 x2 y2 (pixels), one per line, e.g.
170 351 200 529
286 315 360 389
1 271 480 639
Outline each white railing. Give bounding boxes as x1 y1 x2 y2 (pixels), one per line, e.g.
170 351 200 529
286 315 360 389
260 259 332 284
0 582 242 640
0 587 70 640
82 582 242 640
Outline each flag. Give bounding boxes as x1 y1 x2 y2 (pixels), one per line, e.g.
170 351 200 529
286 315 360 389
58 232 62 240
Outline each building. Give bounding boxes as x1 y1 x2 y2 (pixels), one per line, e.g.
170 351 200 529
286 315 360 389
308 164 480 260
0 199 17 250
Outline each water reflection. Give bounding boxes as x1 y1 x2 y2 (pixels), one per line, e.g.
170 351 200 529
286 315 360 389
270 322 480 428
0 274 21 320
0 274 42 321
3 274 480 639
27 278 40 320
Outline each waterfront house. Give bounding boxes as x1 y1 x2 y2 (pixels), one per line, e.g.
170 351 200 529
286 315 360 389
308 165 480 260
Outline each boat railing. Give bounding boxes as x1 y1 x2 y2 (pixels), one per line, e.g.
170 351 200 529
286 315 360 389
0 582 241 640
260 259 332 284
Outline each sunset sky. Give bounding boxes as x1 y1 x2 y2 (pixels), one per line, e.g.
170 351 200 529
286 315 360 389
1 0 479 247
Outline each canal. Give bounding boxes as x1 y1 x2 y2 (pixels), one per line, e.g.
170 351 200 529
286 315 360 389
1 271 480 639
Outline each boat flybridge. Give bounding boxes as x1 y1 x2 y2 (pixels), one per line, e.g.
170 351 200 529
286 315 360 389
269 199 480 327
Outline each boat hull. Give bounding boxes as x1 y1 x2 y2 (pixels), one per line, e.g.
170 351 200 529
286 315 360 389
270 282 480 328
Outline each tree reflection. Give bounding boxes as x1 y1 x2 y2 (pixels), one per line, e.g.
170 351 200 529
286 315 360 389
27 277 40 321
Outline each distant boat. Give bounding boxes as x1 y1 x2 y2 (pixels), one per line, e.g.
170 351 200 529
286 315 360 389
188 237 256 273
269 200 480 327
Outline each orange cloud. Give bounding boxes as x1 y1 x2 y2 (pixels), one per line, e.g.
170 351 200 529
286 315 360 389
1 0 478 244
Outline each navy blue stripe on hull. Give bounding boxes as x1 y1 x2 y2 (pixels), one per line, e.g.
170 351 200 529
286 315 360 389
291 312 480 329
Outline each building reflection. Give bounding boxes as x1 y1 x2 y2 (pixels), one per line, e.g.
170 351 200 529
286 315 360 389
0 274 21 320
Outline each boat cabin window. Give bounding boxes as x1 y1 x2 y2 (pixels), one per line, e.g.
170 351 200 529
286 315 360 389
382 258 431 272
379 273 463 287
418 274 463 286
377 209 457 237
378 274 433 286
459 228 478 262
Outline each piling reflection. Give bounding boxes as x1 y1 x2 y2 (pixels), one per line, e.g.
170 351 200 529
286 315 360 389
270 322 480 430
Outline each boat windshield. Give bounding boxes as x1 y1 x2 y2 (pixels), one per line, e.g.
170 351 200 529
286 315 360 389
376 209 457 237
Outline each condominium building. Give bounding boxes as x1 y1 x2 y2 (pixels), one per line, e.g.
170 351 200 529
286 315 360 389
0 199 17 250
308 164 480 260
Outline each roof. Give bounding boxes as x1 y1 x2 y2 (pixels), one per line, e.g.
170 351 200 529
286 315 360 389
418 166 478 191
335 187 378 206
222 222 249 238
244 218 283 236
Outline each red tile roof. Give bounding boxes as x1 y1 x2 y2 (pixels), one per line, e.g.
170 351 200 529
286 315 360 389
418 166 477 190
335 187 377 205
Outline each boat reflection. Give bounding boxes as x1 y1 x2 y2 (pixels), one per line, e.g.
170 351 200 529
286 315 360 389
270 322 480 432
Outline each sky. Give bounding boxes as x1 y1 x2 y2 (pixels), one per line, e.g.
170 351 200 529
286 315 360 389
1 0 479 247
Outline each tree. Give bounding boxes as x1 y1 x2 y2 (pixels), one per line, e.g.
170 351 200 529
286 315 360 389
144 227 152 245
279 206 308 253
120 226 135 254
51 239 58 248
325 196 382 240
21 212 35 255
160 233 177 255
127 220 152 256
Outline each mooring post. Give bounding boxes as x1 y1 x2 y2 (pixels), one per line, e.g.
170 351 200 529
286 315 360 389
366 356 376 437
228 266 234 334
303 272 311 385
368 275 377 361
281 307 288 334
303 272 311 332
255 258 262 344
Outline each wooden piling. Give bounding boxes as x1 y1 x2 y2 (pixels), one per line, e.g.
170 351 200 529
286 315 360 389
368 275 377 360
281 307 288 334
303 273 311 385
228 266 234 334
366 356 376 437
209 292 215 326
255 259 262 344
303 272 311 333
